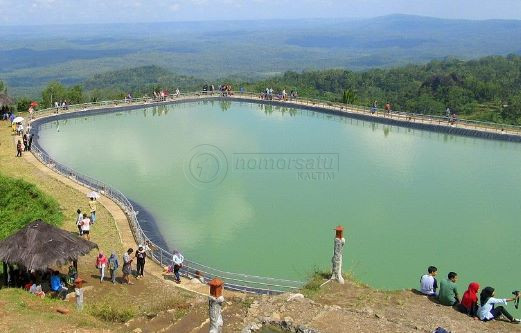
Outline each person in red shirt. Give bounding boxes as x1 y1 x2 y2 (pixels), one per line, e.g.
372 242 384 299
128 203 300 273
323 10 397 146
96 252 108 283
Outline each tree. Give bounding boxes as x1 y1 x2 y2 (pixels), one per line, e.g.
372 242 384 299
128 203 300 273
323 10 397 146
342 89 357 104
41 81 66 108
16 97 32 113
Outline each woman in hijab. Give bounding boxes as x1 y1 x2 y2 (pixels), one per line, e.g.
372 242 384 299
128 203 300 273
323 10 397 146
458 282 479 316
477 286 520 323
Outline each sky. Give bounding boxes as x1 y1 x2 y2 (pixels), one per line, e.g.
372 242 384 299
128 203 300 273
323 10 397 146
1 0 521 25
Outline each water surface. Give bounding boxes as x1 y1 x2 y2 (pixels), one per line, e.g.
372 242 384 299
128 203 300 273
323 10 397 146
37 101 521 294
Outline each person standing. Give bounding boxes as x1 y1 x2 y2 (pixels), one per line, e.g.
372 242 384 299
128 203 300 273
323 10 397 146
27 133 33 151
76 209 83 235
122 248 134 285
80 213 91 241
89 197 97 224
135 246 146 279
96 252 108 283
438 272 460 306
172 250 184 284
108 252 119 284
23 133 28 151
16 140 22 157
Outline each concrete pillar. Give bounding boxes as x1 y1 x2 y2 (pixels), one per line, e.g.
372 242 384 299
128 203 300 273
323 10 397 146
331 226 346 284
208 278 224 333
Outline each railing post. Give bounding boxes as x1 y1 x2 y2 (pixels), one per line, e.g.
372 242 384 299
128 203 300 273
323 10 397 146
331 226 346 284
208 278 224 333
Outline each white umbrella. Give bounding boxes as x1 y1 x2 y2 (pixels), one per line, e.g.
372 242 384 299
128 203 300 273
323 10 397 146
87 191 100 199
13 116 24 123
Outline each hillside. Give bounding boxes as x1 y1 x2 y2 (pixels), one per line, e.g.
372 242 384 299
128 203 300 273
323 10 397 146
2 15 521 97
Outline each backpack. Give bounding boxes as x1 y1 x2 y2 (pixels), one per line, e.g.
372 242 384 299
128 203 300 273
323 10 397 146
109 258 116 270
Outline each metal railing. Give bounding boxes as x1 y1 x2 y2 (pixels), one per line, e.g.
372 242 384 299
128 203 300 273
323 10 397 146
30 91 521 137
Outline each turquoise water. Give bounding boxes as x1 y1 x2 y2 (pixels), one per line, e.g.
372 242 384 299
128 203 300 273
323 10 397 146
37 101 521 295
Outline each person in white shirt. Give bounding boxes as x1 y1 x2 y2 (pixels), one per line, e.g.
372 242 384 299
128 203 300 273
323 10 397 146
477 287 520 323
81 213 91 241
76 209 83 235
172 250 184 284
419 266 438 296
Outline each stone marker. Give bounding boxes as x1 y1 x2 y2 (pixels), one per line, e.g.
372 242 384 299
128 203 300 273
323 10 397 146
331 226 346 284
208 278 224 333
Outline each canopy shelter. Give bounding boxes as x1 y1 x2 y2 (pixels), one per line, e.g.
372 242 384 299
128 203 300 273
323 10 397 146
0 220 97 285
0 93 14 109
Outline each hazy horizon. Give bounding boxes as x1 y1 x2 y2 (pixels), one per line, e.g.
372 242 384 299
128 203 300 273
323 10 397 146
1 0 521 26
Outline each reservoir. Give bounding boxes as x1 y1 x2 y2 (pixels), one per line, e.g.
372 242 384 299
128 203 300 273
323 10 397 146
37 100 521 294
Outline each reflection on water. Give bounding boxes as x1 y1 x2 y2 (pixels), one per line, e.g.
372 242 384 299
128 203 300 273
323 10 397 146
37 101 521 295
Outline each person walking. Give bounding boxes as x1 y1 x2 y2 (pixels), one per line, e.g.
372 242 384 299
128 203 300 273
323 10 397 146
80 213 91 241
172 250 184 284
96 252 108 283
16 140 22 157
135 246 147 279
122 248 134 285
76 209 83 235
108 252 119 284
89 197 97 224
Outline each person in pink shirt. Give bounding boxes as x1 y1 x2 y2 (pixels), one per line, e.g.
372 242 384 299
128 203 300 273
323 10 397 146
96 252 108 283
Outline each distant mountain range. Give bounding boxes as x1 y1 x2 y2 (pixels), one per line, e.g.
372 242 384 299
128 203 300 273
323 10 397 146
1 14 521 97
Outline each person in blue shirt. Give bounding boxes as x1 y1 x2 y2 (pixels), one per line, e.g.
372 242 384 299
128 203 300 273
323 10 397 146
50 271 68 300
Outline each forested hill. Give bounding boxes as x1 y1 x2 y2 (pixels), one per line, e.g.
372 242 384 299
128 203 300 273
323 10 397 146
83 65 205 97
244 55 521 125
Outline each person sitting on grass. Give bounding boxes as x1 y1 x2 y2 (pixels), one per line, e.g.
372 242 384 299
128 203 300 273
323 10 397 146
477 287 520 324
420 266 438 296
50 271 68 300
438 272 460 306
458 282 480 317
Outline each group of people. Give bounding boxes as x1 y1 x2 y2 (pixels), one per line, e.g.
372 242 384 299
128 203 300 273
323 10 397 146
75 197 97 241
260 88 298 101
419 266 520 324
54 100 69 112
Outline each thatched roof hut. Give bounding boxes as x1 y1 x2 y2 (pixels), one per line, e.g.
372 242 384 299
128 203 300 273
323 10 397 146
0 93 14 108
0 220 97 271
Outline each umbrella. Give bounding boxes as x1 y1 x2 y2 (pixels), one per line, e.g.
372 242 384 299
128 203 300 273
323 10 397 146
87 191 100 199
13 116 24 123
30 101 39 107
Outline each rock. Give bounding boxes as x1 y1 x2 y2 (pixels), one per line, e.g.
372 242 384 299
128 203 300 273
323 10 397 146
283 316 294 324
271 311 281 321
250 322 261 331
56 308 70 315
132 329 142 333
287 293 305 302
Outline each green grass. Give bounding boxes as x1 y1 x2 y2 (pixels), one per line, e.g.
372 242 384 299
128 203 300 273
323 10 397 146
0 173 64 240
88 302 137 323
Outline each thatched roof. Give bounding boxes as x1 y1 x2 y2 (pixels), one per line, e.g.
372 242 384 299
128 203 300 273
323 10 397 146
0 93 14 108
0 220 97 270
